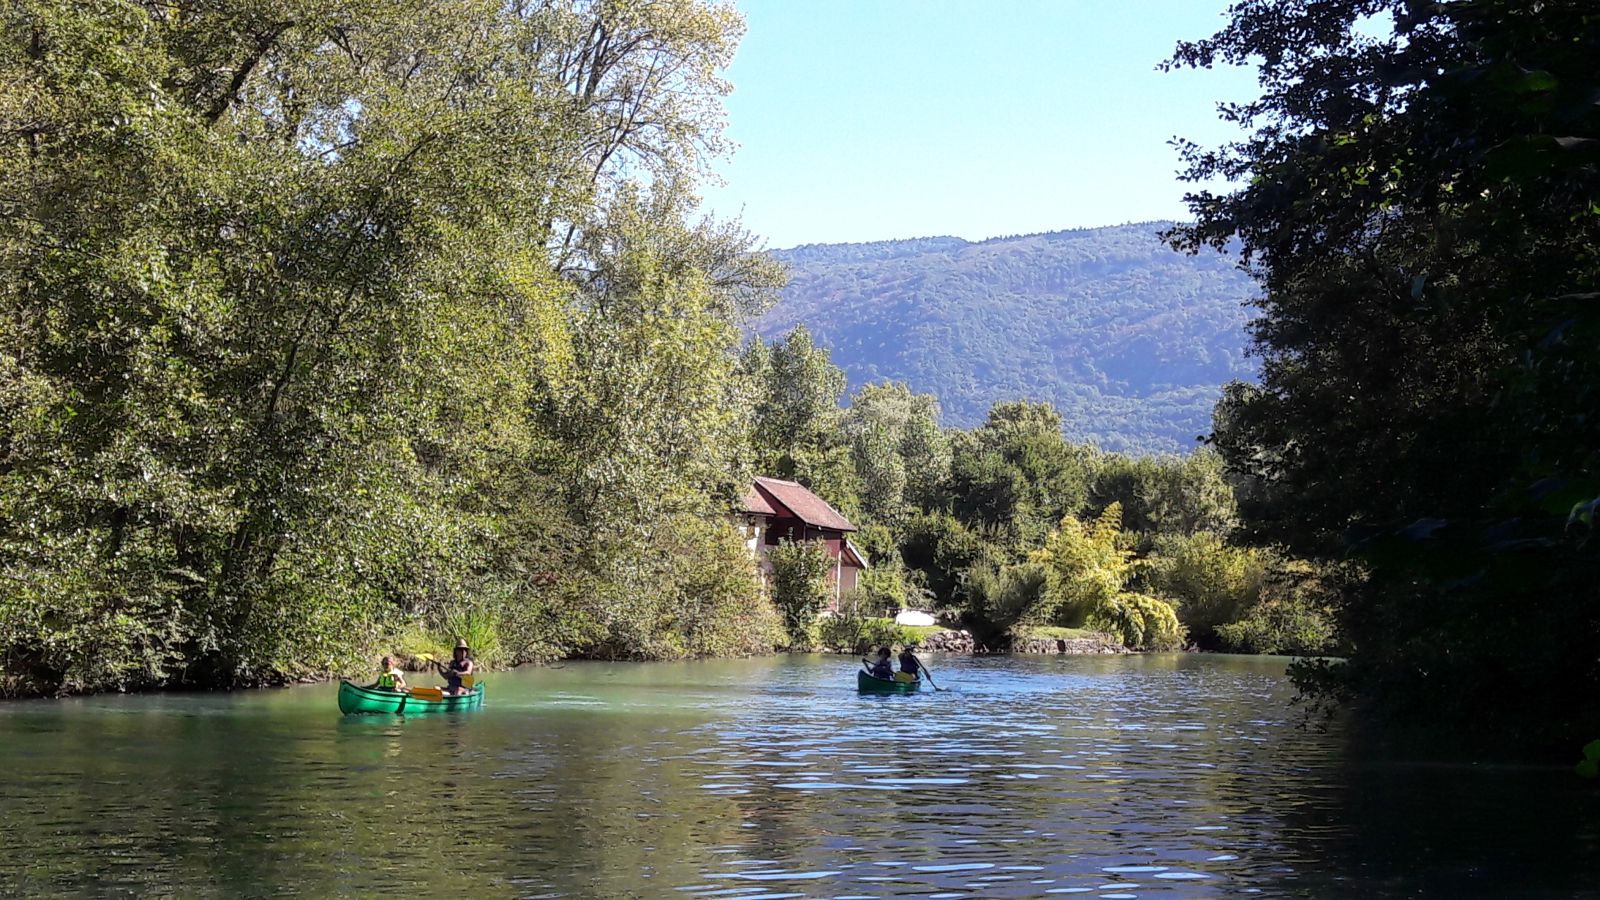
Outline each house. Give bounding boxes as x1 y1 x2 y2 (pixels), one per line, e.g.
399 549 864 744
736 476 868 605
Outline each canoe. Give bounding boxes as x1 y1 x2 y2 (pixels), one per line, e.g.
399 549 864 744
858 670 923 693
338 680 485 715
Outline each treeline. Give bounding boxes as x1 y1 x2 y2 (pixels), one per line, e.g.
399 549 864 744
0 0 791 694
744 327 1342 656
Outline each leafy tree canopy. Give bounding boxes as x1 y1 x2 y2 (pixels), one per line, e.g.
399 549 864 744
1167 0 1600 744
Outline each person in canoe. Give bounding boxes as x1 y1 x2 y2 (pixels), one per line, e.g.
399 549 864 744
430 639 477 695
895 647 926 683
377 655 408 692
862 646 894 680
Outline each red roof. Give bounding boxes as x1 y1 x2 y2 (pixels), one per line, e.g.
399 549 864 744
752 477 857 533
739 485 780 517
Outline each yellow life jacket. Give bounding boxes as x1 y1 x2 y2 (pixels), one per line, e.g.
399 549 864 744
378 671 399 689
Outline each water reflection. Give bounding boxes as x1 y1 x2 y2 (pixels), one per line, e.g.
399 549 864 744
0 653 1595 898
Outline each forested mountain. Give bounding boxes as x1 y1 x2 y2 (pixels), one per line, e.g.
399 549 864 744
760 224 1259 453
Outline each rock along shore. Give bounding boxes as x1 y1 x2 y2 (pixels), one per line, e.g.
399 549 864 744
915 630 1128 655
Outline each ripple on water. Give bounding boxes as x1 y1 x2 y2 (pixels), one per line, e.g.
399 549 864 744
8 653 1583 899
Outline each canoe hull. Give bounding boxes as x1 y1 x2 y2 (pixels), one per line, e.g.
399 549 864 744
338 680 485 715
858 671 923 693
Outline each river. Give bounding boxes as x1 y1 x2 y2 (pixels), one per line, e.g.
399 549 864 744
1 653 1595 899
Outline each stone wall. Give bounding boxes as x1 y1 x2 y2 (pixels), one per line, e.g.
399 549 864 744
1011 634 1126 655
912 630 1127 654
917 629 977 652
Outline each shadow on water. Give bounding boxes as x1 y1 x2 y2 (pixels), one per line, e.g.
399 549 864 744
0 653 1596 898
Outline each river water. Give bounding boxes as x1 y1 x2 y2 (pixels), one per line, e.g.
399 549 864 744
1 653 1595 899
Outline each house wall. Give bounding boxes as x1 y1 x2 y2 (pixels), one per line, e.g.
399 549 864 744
838 564 860 594
744 515 863 601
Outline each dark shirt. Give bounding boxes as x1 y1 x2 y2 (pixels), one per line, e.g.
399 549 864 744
446 657 473 690
899 652 921 675
868 658 893 679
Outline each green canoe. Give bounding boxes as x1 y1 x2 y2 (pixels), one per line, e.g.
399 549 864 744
858 670 923 693
337 680 485 715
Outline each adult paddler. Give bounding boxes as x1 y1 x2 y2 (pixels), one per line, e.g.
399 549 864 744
432 639 477 695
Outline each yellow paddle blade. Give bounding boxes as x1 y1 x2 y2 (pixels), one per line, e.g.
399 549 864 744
408 688 443 702
416 653 434 662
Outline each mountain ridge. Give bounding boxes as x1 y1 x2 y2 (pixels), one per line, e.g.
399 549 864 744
758 222 1261 454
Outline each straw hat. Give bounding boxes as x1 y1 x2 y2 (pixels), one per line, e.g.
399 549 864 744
455 638 470 650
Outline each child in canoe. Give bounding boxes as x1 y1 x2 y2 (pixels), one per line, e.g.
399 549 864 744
376 656 408 692
862 646 894 680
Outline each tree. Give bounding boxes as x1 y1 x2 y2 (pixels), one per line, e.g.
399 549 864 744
1030 503 1184 650
835 381 950 526
1090 449 1238 539
1167 1 1600 742
0 0 764 692
747 325 848 474
946 401 1095 547
767 538 833 649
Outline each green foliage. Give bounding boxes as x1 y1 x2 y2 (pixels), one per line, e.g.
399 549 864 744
947 402 1097 547
1085 592 1186 653
817 608 917 656
959 559 1048 641
767 538 834 650
1027 503 1185 650
900 511 999 604
1577 741 1600 779
852 562 932 618
1213 597 1333 657
1031 504 1136 626
746 325 848 477
1208 559 1342 657
842 381 951 514
0 0 773 693
1145 532 1269 645
1168 0 1600 741
1092 449 1238 538
762 225 1258 454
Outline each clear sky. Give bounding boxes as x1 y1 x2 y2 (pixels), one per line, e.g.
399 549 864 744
698 0 1262 249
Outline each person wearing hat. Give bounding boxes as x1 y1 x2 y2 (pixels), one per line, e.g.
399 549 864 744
433 639 477 695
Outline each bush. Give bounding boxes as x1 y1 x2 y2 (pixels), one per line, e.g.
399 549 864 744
960 558 1048 640
563 517 781 660
1213 559 1340 656
1145 532 1270 646
768 538 835 649
1030 503 1134 626
1087 592 1186 651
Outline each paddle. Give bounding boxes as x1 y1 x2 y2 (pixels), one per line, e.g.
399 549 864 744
913 653 946 692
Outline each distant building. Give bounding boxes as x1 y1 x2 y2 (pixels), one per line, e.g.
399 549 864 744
736 476 868 605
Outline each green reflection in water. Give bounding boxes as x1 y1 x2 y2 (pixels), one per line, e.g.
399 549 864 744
0 654 1595 899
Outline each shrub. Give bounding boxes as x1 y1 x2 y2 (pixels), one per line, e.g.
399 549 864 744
1214 559 1341 656
768 538 835 649
1087 592 1186 651
562 517 781 660
960 558 1048 640
1145 532 1270 645
1030 503 1134 626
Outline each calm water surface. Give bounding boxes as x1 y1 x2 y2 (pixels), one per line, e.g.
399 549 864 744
1 654 1595 899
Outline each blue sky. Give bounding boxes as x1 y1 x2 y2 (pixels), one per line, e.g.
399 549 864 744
699 0 1262 249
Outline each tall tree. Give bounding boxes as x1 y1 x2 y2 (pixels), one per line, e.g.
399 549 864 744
1167 1 1600 741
